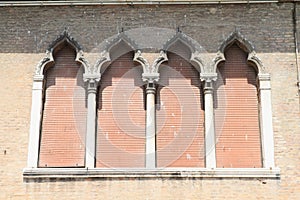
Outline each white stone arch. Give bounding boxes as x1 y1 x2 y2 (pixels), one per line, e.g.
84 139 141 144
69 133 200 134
162 31 205 74
35 30 90 77
213 30 265 74
94 32 138 76
27 31 89 168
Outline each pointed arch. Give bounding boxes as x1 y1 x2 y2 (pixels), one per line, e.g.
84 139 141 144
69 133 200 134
35 31 90 77
213 31 265 74
162 32 204 73
94 32 138 75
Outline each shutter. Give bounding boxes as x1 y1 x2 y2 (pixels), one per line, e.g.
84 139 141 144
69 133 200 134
39 44 86 167
96 52 146 168
215 44 262 168
156 52 205 168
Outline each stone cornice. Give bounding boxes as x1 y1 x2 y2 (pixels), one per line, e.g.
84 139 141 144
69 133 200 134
23 168 280 179
1 1 281 7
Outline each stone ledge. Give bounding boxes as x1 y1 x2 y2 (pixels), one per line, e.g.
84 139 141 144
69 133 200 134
0 1 281 7
23 168 280 179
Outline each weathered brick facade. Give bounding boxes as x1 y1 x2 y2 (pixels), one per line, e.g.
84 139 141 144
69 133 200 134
0 1 299 199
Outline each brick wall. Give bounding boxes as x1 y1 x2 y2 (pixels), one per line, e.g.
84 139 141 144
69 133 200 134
0 2 299 199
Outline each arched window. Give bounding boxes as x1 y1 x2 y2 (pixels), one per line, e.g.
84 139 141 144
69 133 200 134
214 43 262 168
26 31 89 168
39 43 86 167
156 41 205 168
212 31 275 169
25 30 278 178
95 38 146 168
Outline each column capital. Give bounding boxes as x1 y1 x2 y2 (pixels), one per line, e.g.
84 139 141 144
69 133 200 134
146 82 156 94
258 73 271 81
33 74 44 82
200 73 218 82
257 73 271 90
83 74 100 94
142 72 160 84
201 73 217 94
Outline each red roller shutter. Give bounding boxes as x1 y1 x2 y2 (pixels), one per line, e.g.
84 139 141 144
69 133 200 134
39 44 86 167
156 52 205 168
215 44 262 168
96 52 146 168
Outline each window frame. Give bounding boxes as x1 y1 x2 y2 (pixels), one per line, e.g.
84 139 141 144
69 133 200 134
24 31 280 179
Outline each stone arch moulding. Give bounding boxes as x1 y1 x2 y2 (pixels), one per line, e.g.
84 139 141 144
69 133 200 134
162 31 205 74
27 31 89 168
94 32 138 76
35 30 91 79
213 30 265 74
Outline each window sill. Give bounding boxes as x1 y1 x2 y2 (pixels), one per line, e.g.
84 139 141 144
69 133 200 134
23 167 280 179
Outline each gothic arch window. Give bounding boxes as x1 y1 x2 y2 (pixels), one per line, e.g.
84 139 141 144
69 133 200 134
96 41 146 168
39 42 86 167
214 43 261 168
26 32 89 168
213 31 275 169
156 38 205 168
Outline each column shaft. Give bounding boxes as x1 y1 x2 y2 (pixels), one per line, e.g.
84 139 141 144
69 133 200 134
27 80 43 168
85 81 97 168
146 85 156 169
259 79 275 168
204 81 216 168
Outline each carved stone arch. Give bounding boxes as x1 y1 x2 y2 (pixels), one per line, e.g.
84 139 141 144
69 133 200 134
213 31 265 74
35 30 90 78
94 32 138 76
162 32 204 73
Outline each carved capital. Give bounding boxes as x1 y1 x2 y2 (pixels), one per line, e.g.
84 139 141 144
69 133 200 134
146 82 156 94
83 73 101 94
200 73 218 94
142 72 160 84
200 73 218 82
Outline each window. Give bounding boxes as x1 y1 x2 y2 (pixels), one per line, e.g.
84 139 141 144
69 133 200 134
39 43 86 168
156 46 204 168
24 30 279 178
214 43 262 168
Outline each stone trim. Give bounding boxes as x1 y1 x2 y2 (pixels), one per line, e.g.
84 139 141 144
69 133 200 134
23 168 280 179
257 73 275 168
163 31 197 53
0 1 282 7
214 31 265 74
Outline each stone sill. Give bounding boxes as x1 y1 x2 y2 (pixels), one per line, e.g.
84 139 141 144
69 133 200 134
23 168 280 179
